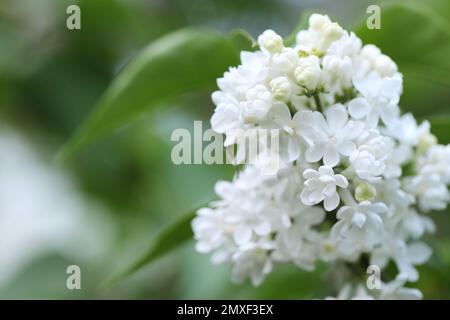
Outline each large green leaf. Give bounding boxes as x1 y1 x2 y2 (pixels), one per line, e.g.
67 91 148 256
104 209 196 289
429 116 450 144
355 3 450 116
57 28 244 162
227 28 257 52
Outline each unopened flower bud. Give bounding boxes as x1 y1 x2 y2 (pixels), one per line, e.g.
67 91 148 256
270 77 292 101
258 30 284 54
418 133 438 153
355 182 377 202
323 22 343 42
375 55 398 77
241 85 272 123
309 14 331 30
295 56 321 90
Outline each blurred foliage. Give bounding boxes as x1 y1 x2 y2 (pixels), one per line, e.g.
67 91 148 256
0 0 449 299
57 28 251 161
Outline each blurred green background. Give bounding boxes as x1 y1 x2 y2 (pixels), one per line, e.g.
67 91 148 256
0 0 449 299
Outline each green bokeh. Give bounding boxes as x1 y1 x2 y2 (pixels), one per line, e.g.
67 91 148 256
0 0 449 299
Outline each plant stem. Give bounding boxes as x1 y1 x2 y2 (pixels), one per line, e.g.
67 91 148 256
339 188 358 207
313 93 323 113
341 166 356 180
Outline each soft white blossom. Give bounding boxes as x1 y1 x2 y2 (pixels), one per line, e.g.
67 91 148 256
193 13 450 298
419 144 450 184
351 73 402 126
350 129 395 182
371 240 432 282
258 29 284 54
332 201 388 255
404 173 449 212
300 104 363 167
270 76 292 102
301 166 348 211
295 55 322 90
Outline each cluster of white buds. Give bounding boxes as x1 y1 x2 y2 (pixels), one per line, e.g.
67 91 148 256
192 14 449 299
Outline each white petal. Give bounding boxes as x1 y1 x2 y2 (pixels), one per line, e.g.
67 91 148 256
380 104 400 126
395 288 423 300
254 220 271 236
366 109 379 127
292 110 314 133
324 192 340 211
305 145 324 163
396 259 419 282
406 242 432 265
211 104 239 133
348 97 370 119
300 189 313 205
286 138 301 162
318 165 334 176
303 168 319 180
337 206 351 220
334 174 349 188
323 183 337 197
233 225 252 245
268 102 292 127
370 202 388 214
323 146 340 167
338 141 356 156
352 212 366 228
326 104 348 131
370 251 389 269
312 111 329 133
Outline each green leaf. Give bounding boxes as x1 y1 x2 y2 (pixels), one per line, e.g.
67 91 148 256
429 116 450 144
355 3 450 116
283 9 315 47
227 28 257 52
57 28 242 162
104 209 197 289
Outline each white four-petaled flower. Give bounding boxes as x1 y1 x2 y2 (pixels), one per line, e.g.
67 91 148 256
301 166 348 211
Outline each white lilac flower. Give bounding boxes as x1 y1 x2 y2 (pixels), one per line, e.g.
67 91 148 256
327 284 375 300
371 240 432 282
270 76 292 102
378 274 423 300
193 13 450 297
301 166 348 211
332 201 388 255
419 144 450 184
392 207 435 240
296 14 344 53
350 129 395 182
216 51 269 100
350 73 402 127
295 55 322 90
323 32 362 91
272 206 325 269
258 29 284 54
354 44 398 78
299 104 364 167
383 113 431 147
330 275 423 300
375 179 415 210
231 238 275 286
210 92 243 146
260 102 303 162
404 173 450 212
192 207 230 253
193 165 324 285
240 84 273 124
